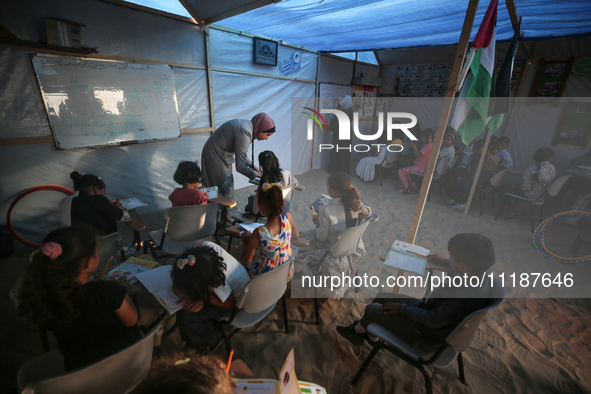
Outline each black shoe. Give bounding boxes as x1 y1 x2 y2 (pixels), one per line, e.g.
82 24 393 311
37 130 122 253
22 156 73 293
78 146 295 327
337 325 366 347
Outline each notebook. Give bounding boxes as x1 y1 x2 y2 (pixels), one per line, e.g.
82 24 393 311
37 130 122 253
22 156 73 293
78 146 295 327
383 240 429 275
135 266 185 314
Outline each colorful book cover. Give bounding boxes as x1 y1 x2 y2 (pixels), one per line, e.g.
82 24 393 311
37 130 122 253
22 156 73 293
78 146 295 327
101 256 158 287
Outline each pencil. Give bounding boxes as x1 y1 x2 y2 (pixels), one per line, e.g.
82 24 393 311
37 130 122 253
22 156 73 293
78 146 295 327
225 350 234 375
100 256 114 277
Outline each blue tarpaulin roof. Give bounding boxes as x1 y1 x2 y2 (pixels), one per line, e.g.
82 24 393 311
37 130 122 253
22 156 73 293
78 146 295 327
124 0 591 52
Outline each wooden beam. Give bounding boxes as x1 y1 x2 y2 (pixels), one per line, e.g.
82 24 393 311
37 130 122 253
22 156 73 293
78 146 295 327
505 0 520 33
0 38 97 56
204 26 215 132
0 136 54 145
311 54 321 172
178 0 208 33
406 0 481 244
462 129 492 214
394 0 481 293
104 0 198 25
180 127 215 134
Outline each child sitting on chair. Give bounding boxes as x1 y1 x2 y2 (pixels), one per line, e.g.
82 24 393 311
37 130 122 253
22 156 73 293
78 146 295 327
172 242 250 353
169 161 209 207
241 184 299 279
397 128 435 193
70 171 131 236
295 172 371 298
337 233 495 351
17 226 140 371
246 150 298 215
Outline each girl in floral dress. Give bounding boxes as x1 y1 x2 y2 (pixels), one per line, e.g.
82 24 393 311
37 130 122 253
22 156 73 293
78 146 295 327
240 184 299 279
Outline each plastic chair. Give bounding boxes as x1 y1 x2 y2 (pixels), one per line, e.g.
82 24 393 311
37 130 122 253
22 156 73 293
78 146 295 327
17 324 163 394
210 255 293 357
96 232 126 273
376 151 400 187
495 175 572 232
478 169 509 216
351 279 505 393
311 216 376 325
406 156 453 198
144 203 220 259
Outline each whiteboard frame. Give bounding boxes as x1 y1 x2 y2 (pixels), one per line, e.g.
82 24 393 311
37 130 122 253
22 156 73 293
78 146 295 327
31 54 181 150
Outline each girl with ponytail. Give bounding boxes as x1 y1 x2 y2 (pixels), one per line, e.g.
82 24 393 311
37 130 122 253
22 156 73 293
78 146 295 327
18 226 140 371
295 171 372 298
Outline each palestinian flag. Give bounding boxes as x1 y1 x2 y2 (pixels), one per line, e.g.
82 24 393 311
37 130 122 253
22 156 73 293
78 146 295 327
451 0 498 145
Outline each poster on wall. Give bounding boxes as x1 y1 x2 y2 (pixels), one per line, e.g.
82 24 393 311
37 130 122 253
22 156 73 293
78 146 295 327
531 59 572 98
352 85 378 117
554 102 591 147
395 64 450 97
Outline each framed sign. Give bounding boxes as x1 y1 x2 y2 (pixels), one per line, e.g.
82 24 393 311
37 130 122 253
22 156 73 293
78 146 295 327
531 58 572 98
253 37 278 66
554 102 591 147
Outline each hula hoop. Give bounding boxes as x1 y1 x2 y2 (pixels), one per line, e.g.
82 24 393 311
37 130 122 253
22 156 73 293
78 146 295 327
6 185 73 248
533 210 591 263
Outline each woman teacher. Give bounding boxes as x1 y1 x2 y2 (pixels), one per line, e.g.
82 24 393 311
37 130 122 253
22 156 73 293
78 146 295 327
201 113 276 201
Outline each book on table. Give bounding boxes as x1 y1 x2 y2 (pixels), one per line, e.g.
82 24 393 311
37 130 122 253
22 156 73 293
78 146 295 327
101 256 158 289
135 266 185 315
119 197 148 210
383 240 430 275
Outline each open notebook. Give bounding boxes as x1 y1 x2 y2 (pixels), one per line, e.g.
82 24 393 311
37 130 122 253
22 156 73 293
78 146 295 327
135 266 185 315
383 240 430 275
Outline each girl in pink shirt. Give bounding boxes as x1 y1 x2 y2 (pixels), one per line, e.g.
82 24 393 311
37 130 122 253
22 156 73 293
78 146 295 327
397 129 434 193
169 161 209 207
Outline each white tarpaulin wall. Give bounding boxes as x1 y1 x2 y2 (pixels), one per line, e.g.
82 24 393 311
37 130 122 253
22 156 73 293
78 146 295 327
209 29 317 190
0 0 319 243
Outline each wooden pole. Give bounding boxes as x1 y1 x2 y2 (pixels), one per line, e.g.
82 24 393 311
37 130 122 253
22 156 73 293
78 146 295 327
391 0 481 293
405 0 481 245
462 129 492 214
311 55 321 171
464 4 523 213
204 27 216 131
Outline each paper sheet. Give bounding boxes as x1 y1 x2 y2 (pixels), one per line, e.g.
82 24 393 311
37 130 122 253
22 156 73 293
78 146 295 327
120 197 148 210
239 222 265 232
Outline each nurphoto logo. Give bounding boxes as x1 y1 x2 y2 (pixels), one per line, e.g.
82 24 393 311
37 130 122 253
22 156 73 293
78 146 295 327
304 108 418 153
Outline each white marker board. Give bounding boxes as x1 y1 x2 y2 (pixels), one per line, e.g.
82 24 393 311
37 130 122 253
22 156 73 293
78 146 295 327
32 55 180 149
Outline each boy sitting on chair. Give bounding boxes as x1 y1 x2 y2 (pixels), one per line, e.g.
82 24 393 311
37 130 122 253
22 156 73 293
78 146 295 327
337 233 495 351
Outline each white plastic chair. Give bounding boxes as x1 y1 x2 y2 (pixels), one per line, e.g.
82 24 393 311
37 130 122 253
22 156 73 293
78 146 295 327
211 255 293 356
495 175 572 232
351 280 505 393
311 216 376 324
478 169 509 216
144 203 220 259
17 324 163 394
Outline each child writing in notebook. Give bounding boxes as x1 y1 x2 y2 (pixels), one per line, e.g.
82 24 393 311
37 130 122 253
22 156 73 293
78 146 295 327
295 172 371 297
169 161 209 207
70 171 131 236
17 226 140 371
240 184 299 278
172 242 250 352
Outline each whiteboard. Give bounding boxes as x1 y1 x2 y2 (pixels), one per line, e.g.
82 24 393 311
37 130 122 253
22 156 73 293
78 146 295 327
319 83 352 109
32 55 180 149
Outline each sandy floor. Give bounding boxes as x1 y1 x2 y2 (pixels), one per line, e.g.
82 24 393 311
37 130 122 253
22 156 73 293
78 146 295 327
1 169 590 393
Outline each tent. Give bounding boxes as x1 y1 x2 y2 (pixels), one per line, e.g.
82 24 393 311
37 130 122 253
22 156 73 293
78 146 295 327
1 0 590 243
